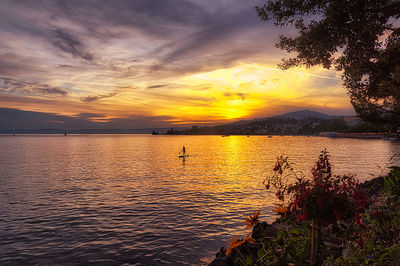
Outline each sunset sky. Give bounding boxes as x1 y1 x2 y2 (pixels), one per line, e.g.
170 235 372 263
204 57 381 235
0 0 355 129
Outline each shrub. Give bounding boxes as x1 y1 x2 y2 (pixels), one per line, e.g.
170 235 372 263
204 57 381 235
384 166 400 196
338 195 400 264
265 150 366 264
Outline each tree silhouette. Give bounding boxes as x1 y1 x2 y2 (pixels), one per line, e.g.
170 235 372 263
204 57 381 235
257 0 400 129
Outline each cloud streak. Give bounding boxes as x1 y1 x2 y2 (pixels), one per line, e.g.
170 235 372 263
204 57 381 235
0 77 69 96
51 29 94 61
81 92 118 103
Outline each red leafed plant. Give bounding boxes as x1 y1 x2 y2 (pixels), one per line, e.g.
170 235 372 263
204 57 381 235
266 149 367 264
287 150 365 225
288 150 366 225
263 155 299 208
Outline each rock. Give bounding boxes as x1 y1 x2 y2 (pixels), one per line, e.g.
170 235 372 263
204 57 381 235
360 176 384 197
208 222 278 265
215 247 226 258
208 248 230 266
208 257 229 266
251 222 278 240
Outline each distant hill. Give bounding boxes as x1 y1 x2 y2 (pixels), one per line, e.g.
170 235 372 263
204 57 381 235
230 109 335 126
278 110 334 120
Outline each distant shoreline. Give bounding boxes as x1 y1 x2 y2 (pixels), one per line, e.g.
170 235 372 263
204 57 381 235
1 133 399 141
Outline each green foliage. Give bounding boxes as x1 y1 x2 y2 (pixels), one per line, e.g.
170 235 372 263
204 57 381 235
256 0 400 129
384 166 400 196
338 195 400 264
274 225 311 265
230 221 312 265
228 197 400 265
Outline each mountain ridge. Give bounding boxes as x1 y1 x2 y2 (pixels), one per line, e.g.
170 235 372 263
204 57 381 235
229 109 339 126
278 109 334 120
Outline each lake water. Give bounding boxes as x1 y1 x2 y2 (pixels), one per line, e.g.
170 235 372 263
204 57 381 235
0 135 399 265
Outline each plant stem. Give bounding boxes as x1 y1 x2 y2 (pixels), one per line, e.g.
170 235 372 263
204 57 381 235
310 218 321 265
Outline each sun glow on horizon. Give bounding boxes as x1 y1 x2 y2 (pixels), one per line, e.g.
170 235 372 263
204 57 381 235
0 62 352 126
0 60 353 127
153 63 348 124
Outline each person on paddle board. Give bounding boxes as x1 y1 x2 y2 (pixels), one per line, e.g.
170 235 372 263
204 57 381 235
181 145 186 156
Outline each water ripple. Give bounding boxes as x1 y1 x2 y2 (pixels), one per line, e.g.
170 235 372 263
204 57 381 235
0 135 399 265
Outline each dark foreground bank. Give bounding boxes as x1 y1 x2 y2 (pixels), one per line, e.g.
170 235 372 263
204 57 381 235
209 173 400 265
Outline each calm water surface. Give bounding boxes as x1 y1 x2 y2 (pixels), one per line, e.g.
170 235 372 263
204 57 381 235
0 135 399 265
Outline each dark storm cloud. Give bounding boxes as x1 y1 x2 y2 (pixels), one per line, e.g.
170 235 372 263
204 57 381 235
0 0 273 74
0 108 174 130
36 86 69 96
147 84 168 89
57 64 75 68
161 9 261 63
47 0 207 36
80 89 123 102
0 0 207 42
103 115 175 129
81 92 118 103
51 29 94 61
0 77 69 96
224 92 249 100
76 113 106 119
237 93 249 101
0 108 92 130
